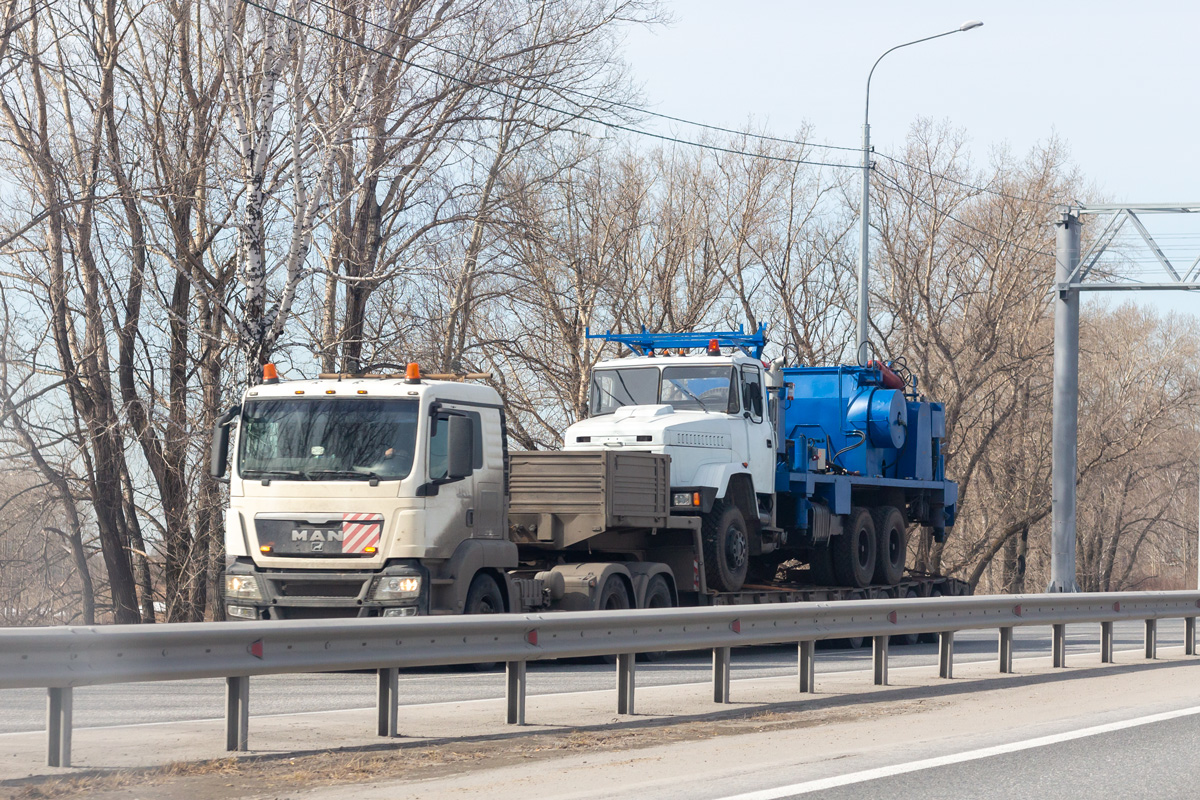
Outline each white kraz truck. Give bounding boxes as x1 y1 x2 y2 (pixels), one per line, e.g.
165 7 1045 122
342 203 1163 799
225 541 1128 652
214 328 963 621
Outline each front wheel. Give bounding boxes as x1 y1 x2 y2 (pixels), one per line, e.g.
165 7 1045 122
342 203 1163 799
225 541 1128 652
464 573 505 671
702 503 749 592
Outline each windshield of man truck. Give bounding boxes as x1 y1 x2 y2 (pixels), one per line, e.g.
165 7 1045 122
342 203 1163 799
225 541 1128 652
238 398 419 481
589 367 660 415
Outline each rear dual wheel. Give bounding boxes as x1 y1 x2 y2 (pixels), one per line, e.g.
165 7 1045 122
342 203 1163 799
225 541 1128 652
832 507 876 588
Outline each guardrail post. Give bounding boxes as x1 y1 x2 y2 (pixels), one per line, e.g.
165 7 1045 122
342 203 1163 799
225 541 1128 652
998 627 1014 673
616 653 636 715
225 676 249 752
713 647 731 703
1186 617 1196 656
798 641 815 694
872 635 888 686
938 631 954 679
1052 623 1067 668
1101 621 1114 663
505 661 526 725
376 667 398 737
1144 619 1157 659
46 687 72 767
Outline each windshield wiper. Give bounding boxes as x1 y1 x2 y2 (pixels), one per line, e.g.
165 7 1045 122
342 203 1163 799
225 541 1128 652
304 469 382 482
666 379 708 412
240 468 307 483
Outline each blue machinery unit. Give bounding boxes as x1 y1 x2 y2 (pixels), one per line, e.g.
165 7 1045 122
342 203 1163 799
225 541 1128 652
777 364 957 542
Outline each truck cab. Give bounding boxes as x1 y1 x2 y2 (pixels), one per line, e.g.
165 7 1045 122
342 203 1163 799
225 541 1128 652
215 366 518 620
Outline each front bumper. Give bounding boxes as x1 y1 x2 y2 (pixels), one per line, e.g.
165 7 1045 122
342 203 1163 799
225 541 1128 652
224 558 430 620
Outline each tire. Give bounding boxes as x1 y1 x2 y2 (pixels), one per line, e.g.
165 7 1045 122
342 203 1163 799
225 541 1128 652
596 574 632 664
871 506 907 586
464 573 505 671
809 546 837 586
838 590 867 649
831 507 876 588
639 575 674 663
891 588 920 646
918 588 943 643
702 502 749 592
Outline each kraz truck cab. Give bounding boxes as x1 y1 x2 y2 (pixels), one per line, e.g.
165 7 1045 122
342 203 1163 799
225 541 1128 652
563 329 781 592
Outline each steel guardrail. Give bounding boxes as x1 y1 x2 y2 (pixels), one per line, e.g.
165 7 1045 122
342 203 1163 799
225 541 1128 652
3 590 1199 767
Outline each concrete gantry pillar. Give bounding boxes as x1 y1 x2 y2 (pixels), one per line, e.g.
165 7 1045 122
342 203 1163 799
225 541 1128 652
1048 208 1082 593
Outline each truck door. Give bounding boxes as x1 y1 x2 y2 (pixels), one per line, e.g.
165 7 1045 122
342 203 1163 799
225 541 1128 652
740 364 774 497
426 406 483 544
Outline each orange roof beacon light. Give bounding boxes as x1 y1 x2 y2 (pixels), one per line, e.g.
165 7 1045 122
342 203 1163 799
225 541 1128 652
706 339 721 356
262 362 280 384
404 362 422 384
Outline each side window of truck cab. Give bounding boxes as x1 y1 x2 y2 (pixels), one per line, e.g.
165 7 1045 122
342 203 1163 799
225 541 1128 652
740 365 764 423
428 409 483 481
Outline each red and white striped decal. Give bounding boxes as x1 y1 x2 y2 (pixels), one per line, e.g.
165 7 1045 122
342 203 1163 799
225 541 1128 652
342 513 383 553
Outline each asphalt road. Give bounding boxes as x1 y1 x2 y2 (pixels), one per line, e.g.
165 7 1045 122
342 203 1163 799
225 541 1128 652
723 705 1200 800
0 619 1182 734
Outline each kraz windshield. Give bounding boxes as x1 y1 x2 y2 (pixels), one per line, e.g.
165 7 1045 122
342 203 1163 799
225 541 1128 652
238 398 419 481
589 365 738 415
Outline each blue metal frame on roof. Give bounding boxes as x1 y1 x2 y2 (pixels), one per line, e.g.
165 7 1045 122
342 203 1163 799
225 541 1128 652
585 324 768 358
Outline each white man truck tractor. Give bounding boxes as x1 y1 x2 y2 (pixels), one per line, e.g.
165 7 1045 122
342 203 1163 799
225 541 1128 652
214 327 965 621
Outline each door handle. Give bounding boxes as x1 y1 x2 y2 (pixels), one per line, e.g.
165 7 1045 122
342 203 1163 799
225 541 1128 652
465 509 474 526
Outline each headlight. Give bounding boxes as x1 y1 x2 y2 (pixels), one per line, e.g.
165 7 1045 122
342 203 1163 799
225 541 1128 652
672 491 700 507
372 575 421 601
225 574 262 601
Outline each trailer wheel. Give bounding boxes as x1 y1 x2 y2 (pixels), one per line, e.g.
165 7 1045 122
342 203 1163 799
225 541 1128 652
639 575 674 663
831 507 876 588
891 588 920 646
702 502 749 592
871 506 907 586
596 575 633 664
464 572 505 671
918 588 943 643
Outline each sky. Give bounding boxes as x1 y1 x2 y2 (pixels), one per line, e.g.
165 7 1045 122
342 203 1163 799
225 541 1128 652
619 0 1200 317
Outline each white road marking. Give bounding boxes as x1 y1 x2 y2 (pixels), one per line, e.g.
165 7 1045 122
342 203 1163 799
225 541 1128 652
0 643 1182 736
712 704 1200 800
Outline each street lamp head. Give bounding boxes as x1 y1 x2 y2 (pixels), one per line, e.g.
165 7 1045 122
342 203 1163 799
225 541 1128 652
959 20 984 31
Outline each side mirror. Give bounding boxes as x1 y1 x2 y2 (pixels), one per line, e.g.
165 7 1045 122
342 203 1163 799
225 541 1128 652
209 405 241 479
446 415 474 480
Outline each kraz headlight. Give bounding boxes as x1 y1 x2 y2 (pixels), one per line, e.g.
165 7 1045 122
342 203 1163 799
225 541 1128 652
371 575 422 601
225 574 263 601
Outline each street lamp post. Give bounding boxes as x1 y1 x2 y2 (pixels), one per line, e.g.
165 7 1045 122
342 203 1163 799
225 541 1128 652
856 20 984 366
